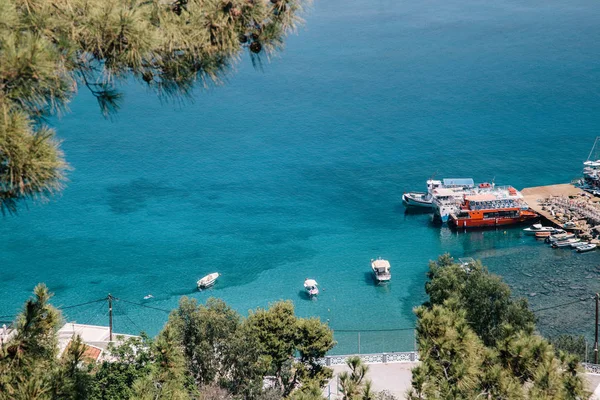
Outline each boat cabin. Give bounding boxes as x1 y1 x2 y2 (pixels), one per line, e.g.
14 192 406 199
371 258 391 282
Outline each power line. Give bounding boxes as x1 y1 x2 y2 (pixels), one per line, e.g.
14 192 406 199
59 297 107 310
114 300 144 333
117 298 172 314
532 296 594 313
0 297 108 322
333 327 415 332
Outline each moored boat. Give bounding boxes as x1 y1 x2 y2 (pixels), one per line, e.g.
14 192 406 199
449 190 538 229
545 232 576 243
523 224 558 235
197 272 220 289
402 179 443 209
535 231 552 238
551 238 580 248
371 258 391 283
571 241 589 248
577 243 597 253
304 279 319 298
432 178 476 222
563 221 579 230
402 192 433 208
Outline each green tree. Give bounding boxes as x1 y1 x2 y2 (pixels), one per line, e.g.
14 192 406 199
337 356 371 400
53 335 93 400
90 335 153 400
549 334 588 361
8 283 62 361
131 325 191 400
0 284 61 400
425 254 535 346
410 256 589 400
0 0 309 213
169 297 242 387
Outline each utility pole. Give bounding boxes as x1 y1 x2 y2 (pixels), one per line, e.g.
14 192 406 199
595 293 599 364
108 294 113 342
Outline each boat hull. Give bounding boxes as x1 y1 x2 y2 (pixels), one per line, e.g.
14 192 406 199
373 273 391 283
449 212 538 229
197 273 220 289
577 245 597 253
402 193 434 209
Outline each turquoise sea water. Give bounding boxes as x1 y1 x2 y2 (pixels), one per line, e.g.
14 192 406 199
1 0 600 354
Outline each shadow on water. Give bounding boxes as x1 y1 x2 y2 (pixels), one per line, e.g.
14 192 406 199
168 287 204 298
297 290 317 301
363 272 392 293
400 205 432 215
363 272 377 286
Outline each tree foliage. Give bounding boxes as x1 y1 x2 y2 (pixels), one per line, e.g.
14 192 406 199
409 255 589 400
0 287 334 400
425 254 535 346
0 0 309 212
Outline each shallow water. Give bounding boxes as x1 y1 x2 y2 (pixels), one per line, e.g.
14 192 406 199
1 0 599 354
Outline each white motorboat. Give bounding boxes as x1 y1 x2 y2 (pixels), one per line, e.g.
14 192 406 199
143 294 154 300
402 192 433 208
545 232 575 243
197 272 220 289
371 258 391 283
563 221 578 230
571 241 589 248
304 279 319 298
523 224 558 235
577 243 597 253
402 179 442 209
552 238 580 248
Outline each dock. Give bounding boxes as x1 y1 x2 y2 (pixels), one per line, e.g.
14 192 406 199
521 184 586 226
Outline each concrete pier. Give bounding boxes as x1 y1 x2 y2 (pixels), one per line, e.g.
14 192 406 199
521 184 585 226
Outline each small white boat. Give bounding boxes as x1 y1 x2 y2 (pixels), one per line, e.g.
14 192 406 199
143 294 154 300
371 258 391 283
552 238 580 248
563 221 578 230
304 279 319 298
545 232 575 243
577 243 597 253
571 241 589 248
523 224 558 235
402 192 433 208
197 272 220 289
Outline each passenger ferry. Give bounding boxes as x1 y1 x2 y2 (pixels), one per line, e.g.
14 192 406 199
448 188 538 228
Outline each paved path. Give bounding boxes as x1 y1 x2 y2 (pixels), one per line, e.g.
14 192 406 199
324 363 417 399
325 362 600 399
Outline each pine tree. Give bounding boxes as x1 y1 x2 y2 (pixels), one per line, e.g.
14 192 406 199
0 0 309 213
410 255 590 400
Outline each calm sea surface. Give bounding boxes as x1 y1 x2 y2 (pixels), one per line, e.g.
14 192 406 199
1 0 600 354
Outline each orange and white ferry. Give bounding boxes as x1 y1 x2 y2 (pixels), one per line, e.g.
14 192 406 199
448 187 538 228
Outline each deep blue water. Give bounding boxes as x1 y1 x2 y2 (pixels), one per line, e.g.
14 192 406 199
1 0 600 354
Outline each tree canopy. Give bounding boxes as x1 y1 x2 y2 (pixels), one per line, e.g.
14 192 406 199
408 255 589 400
0 287 334 400
0 0 308 213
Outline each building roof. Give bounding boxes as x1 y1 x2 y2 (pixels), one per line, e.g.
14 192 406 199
465 194 497 202
63 340 103 362
434 188 460 196
443 178 474 187
58 323 138 358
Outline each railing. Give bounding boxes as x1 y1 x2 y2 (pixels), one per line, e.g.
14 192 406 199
328 329 416 356
582 363 600 374
315 351 419 366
